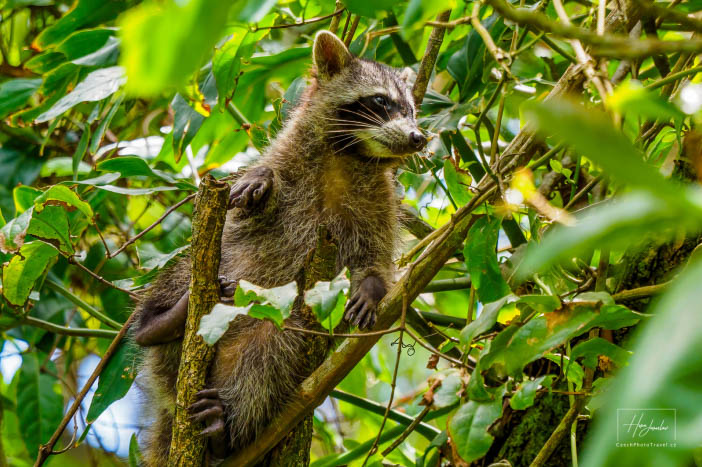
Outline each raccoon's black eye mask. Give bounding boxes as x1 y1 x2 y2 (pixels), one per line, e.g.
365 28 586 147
337 95 405 127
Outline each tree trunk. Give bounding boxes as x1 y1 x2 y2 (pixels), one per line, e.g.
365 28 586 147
168 175 230 466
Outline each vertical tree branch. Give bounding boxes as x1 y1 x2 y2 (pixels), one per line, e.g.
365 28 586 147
412 9 451 105
168 175 229 466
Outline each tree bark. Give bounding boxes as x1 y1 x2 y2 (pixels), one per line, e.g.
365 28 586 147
168 175 229 467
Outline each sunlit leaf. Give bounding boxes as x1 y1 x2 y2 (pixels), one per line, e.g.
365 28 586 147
2 241 59 306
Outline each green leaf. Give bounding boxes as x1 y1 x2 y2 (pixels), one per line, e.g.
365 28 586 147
2 241 59 306
0 78 42 119
97 156 176 183
460 294 517 346
235 280 298 315
510 375 554 410
402 0 456 31
344 0 396 17
304 271 350 324
570 337 631 370
14 185 42 213
582 258 702 467
35 66 126 123
482 302 640 377
137 244 189 270
171 94 206 161
55 28 114 61
87 340 141 423
447 14 506 102
464 216 511 303
90 93 125 154
39 157 91 178
119 0 233 96
448 386 505 463
609 81 685 122
545 353 584 390
34 185 93 219
433 371 463 408
34 0 133 48
198 303 252 345
0 208 33 253
443 160 472 207
27 205 74 255
73 129 91 180
72 36 121 66
17 353 63 456
129 433 142 467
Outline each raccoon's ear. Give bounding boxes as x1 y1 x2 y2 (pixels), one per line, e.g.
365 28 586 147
398 67 416 87
314 31 353 80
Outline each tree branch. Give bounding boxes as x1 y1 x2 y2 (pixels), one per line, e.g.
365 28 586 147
412 9 452 106
168 175 229 466
34 312 137 466
23 316 119 339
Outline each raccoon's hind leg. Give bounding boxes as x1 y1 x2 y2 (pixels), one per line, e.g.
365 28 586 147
135 277 236 346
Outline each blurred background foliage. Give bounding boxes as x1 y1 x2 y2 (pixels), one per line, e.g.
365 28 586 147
1 0 702 465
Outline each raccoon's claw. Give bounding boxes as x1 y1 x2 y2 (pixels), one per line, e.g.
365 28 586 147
218 276 236 303
189 389 226 438
229 166 274 210
344 275 386 330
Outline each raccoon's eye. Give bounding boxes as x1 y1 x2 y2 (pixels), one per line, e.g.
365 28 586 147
373 95 388 108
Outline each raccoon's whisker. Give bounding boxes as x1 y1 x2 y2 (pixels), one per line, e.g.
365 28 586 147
339 107 384 126
357 102 386 125
333 133 375 154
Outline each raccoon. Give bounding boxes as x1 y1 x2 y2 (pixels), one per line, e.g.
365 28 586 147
133 30 426 465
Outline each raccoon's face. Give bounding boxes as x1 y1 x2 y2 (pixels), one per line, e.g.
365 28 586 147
313 31 427 160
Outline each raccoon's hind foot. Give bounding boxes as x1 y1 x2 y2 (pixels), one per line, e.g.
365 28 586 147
344 275 385 330
189 388 229 458
229 166 274 210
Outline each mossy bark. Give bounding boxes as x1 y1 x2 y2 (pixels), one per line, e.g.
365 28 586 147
168 175 230 467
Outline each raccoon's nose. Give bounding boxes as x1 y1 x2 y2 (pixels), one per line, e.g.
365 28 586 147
409 131 427 150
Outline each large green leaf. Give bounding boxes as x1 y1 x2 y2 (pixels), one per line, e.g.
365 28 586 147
2 241 59 306
119 0 233 96
0 78 42 119
34 185 94 219
481 302 640 377
0 208 33 253
448 386 505 463
464 216 511 303
582 258 702 467
34 0 134 48
304 271 350 328
35 66 126 123
17 353 64 456
87 340 141 423
27 205 74 255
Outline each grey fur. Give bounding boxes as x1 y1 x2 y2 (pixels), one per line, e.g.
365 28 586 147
135 30 421 466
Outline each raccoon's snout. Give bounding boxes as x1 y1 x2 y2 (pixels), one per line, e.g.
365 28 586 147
409 130 427 150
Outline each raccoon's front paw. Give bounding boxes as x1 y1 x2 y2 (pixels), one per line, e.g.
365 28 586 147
344 276 386 330
218 276 236 303
229 166 274 210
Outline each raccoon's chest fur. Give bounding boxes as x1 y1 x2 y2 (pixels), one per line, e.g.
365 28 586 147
219 153 397 290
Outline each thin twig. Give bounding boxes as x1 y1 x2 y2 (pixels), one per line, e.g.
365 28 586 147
381 405 432 456
612 281 670 301
253 7 345 31
23 316 119 339
412 9 452 105
109 193 196 259
66 256 139 299
283 325 402 338
45 278 122 329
